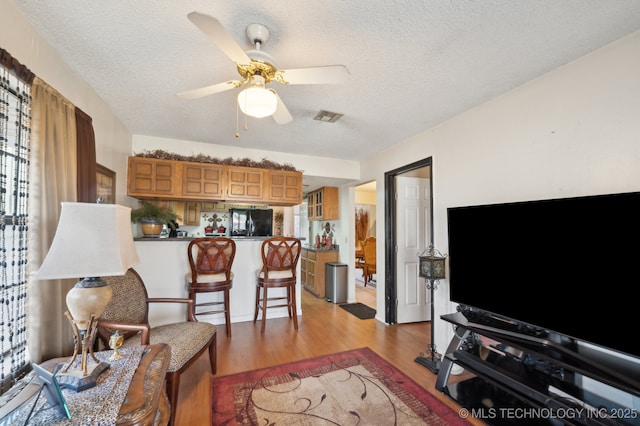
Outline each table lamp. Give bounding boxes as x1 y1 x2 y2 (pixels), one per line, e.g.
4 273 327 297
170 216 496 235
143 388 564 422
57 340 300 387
35 202 139 391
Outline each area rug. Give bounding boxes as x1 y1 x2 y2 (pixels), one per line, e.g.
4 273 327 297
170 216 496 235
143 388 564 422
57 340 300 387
210 347 470 425
339 302 376 319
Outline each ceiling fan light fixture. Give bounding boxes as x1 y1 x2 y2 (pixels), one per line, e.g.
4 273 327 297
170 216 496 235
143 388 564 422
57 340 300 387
181 13 348 124
237 76 277 118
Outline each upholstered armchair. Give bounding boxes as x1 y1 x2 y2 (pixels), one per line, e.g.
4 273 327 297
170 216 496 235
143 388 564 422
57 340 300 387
97 268 217 426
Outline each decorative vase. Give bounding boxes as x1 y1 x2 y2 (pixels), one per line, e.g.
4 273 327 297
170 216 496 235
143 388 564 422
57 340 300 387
217 226 226 233
140 219 163 237
204 226 214 234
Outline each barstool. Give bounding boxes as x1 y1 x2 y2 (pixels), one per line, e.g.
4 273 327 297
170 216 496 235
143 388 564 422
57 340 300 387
254 237 301 333
186 237 236 337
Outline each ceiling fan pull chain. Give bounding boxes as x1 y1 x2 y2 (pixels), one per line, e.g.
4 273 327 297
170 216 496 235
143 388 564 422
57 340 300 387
235 101 240 138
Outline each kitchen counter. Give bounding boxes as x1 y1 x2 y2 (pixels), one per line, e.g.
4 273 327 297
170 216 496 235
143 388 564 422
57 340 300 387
300 246 340 298
133 238 301 328
134 236 270 242
302 244 340 253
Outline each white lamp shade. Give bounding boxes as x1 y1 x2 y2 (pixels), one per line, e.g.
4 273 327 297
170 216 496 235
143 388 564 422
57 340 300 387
36 202 140 280
237 86 278 118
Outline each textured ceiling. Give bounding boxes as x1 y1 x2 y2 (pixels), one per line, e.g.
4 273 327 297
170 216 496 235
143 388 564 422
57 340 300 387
11 1 640 164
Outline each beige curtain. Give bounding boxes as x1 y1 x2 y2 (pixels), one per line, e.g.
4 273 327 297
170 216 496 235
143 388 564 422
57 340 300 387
27 77 78 362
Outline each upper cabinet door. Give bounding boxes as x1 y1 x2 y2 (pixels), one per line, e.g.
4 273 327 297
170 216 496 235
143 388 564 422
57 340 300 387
226 166 266 201
268 170 303 205
182 163 226 199
307 187 339 220
128 157 177 197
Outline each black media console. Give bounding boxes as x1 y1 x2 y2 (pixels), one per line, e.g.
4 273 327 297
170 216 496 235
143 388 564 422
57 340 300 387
435 312 640 426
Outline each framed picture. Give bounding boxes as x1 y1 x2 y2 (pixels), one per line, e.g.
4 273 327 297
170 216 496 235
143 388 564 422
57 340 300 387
96 164 116 204
32 362 71 419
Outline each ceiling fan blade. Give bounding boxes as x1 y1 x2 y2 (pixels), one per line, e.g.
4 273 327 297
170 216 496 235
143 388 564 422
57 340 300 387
278 65 349 85
177 81 238 100
187 12 251 65
272 94 293 124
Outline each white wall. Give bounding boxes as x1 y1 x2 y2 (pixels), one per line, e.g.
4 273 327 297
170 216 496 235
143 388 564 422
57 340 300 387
132 135 360 182
355 189 376 205
359 30 640 353
1 0 133 207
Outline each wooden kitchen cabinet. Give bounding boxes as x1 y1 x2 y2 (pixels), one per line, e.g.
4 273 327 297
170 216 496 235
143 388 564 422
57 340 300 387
306 187 339 220
301 247 339 299
226 166 266 201
181 163 226 200
127 157 302 206
180 202 201 226
128 157 177 197
176 201 230 226
267 170 303 205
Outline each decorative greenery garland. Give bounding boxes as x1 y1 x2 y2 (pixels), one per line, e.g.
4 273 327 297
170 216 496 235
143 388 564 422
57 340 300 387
134 149 300 172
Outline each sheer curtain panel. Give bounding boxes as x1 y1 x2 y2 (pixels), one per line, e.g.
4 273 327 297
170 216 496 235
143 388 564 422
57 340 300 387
0 48 33 395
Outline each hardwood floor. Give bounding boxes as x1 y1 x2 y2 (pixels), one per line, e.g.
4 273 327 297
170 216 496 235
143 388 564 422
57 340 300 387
175 284 485 426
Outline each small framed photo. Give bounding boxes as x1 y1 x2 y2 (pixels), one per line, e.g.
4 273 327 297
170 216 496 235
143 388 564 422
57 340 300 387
32 362 71 419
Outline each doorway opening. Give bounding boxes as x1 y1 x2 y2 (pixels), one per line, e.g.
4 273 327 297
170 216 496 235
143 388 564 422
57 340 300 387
355 181 376 308
384 158 433 324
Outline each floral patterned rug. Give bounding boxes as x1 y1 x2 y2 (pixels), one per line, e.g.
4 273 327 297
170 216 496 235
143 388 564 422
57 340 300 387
211 347 470 425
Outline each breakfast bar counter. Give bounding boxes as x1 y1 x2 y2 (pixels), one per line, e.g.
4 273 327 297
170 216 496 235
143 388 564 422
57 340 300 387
133 238 301 328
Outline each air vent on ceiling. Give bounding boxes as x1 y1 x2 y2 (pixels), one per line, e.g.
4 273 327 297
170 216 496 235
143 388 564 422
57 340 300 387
313 110 343 123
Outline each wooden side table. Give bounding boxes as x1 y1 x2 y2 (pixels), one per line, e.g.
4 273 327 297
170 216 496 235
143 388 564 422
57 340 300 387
41 343 171 426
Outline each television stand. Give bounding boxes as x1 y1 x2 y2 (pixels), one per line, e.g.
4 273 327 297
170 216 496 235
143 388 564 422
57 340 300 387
435 312 640 426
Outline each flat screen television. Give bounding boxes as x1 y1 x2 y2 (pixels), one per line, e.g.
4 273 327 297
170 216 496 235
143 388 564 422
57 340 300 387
447 190 640 359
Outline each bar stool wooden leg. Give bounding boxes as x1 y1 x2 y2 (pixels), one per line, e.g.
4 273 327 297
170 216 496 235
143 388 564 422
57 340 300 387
223 289 231 338
291 285 298 330
253 286 260 323
261 286 268 333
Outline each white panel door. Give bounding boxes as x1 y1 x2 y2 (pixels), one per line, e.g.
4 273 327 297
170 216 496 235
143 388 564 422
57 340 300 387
396 176 431 323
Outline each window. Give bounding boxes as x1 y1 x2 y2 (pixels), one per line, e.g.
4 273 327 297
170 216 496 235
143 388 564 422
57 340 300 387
0 61 32 395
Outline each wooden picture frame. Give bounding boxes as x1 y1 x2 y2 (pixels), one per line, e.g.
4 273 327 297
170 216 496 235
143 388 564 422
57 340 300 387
96 164 116 204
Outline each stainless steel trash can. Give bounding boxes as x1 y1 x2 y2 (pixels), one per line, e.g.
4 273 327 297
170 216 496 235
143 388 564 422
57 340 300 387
326 262 347 304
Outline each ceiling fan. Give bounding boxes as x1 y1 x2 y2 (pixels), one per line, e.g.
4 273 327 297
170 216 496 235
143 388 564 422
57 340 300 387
177 12 349 124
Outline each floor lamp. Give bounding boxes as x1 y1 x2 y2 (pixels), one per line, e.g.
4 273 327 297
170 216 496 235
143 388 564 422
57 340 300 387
35 202 139 391
414 245 446 373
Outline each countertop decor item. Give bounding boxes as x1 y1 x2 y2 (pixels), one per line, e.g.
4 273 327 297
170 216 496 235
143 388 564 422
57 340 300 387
130 200 180 237
35 202 140 390
274 211 284 236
